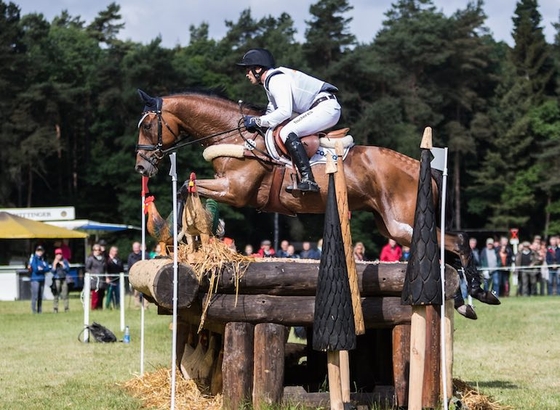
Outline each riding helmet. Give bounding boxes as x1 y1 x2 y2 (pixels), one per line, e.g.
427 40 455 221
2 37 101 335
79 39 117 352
236 48 276 69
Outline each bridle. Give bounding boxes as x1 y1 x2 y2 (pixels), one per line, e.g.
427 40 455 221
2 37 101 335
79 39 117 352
136 95 278 169
136 97 179 166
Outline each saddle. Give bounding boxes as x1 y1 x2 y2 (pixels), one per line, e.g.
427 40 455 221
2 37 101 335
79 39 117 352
272 125 351 159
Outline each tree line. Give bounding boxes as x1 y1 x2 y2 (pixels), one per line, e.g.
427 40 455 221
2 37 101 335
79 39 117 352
1 0 559 255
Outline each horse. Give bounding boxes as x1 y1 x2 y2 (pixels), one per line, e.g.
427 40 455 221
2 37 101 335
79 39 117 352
134 89 500 319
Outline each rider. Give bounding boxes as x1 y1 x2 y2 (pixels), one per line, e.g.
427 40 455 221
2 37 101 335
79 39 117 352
237 48 341 193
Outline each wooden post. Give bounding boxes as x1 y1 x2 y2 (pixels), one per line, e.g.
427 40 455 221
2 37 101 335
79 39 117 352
422 305 441 407
408 307 426 410
392 324 411 407
333 143 363 404
327 351 344 410
444 299 454 400
253 323 287 409
222 322 254 410
401 127 443 410
334 141 365 335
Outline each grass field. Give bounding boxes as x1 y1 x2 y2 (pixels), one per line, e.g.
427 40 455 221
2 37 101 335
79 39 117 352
1 290 560 409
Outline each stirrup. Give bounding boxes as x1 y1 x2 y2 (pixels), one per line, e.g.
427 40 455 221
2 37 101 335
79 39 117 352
286 180 320 193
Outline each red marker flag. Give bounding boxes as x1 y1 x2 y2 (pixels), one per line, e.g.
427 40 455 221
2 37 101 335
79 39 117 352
141 176 149 197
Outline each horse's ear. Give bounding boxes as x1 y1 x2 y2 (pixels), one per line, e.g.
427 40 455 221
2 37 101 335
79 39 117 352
138 89 152 103
137 89 157 111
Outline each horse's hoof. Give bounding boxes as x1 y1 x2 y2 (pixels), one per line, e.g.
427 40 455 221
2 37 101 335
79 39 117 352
470 288 501 305
456 304 477 320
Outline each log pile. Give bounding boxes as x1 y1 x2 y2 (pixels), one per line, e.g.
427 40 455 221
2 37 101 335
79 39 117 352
129 257 458 409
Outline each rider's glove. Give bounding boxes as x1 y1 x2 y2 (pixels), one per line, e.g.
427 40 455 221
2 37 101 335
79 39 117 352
244 116 260 132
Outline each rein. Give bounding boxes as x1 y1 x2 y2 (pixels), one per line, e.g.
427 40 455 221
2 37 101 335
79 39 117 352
136 96 277 166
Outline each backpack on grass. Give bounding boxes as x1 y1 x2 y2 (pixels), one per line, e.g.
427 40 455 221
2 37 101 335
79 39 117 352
78 322 117 343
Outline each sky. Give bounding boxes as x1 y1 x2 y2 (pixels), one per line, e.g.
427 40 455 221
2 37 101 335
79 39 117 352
13 0 559 49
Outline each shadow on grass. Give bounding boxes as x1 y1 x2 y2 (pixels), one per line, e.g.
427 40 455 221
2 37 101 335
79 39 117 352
465 380 519 389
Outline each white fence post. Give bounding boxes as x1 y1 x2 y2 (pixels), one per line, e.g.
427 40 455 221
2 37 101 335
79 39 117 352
83 272 91 342
120 272 125 332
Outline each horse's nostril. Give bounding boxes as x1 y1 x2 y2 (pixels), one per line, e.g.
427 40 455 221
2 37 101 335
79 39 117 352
135 165 144 174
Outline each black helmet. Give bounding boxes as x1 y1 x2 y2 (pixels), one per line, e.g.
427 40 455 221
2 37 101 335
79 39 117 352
236 48 276 69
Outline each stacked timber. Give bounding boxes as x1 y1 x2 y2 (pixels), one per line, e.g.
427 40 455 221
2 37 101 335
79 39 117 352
129 259 458 327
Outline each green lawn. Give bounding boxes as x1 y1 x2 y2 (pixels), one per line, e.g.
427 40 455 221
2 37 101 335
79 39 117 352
453 293 560 409
1 291 559 409
0 294 171 410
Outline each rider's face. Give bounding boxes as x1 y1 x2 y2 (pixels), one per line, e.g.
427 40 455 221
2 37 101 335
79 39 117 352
245 67 261 85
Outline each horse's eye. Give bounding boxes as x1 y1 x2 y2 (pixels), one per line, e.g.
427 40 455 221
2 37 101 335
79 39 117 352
143 123 152 131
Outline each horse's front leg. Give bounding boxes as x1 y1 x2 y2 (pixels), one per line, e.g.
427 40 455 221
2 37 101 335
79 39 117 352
446 232 501 307
180 178 239 207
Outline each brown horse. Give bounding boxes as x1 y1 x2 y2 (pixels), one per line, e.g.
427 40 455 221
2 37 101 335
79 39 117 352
134 89 499 318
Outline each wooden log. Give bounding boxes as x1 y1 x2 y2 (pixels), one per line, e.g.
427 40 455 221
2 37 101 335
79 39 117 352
392 324 410 407
252 323 287 409
198 295 412 327
222 322 254 410
213 262 458 297
422 305 441 408
128 259 199 310
133 260 459 306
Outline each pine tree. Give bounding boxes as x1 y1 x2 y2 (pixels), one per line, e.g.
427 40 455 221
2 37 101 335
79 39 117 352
470 0 556 232
302 0 356 78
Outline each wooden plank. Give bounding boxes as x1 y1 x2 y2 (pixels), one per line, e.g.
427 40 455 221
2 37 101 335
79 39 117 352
252 323 287 409
222 322 254 410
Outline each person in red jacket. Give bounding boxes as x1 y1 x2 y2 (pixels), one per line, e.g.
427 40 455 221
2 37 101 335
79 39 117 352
380 239 402 262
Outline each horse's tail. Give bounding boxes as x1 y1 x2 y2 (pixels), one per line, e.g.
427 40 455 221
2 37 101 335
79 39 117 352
431 168 454 232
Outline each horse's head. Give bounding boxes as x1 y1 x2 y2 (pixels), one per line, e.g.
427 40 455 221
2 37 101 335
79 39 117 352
135 89 181 177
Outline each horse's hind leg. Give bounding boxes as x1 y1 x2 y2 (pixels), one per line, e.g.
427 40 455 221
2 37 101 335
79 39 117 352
447 232 500 306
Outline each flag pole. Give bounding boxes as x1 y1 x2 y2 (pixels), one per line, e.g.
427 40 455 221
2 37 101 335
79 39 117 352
140 175 149 375
169 153 179 409
434 147 449 410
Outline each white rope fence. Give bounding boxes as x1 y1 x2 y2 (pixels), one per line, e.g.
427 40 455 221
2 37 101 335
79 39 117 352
476 263 557 272
82 272 127 343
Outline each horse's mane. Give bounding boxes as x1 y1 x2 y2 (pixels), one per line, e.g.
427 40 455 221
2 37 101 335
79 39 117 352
170 86 229 99
169 87 264 112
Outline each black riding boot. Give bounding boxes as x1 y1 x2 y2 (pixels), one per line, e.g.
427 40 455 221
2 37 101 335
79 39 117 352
285 133 319 193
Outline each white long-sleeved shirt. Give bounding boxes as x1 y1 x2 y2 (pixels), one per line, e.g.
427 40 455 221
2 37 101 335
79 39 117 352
258 67 337 128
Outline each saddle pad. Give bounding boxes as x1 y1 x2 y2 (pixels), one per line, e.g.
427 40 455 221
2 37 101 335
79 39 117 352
264 130 354 167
